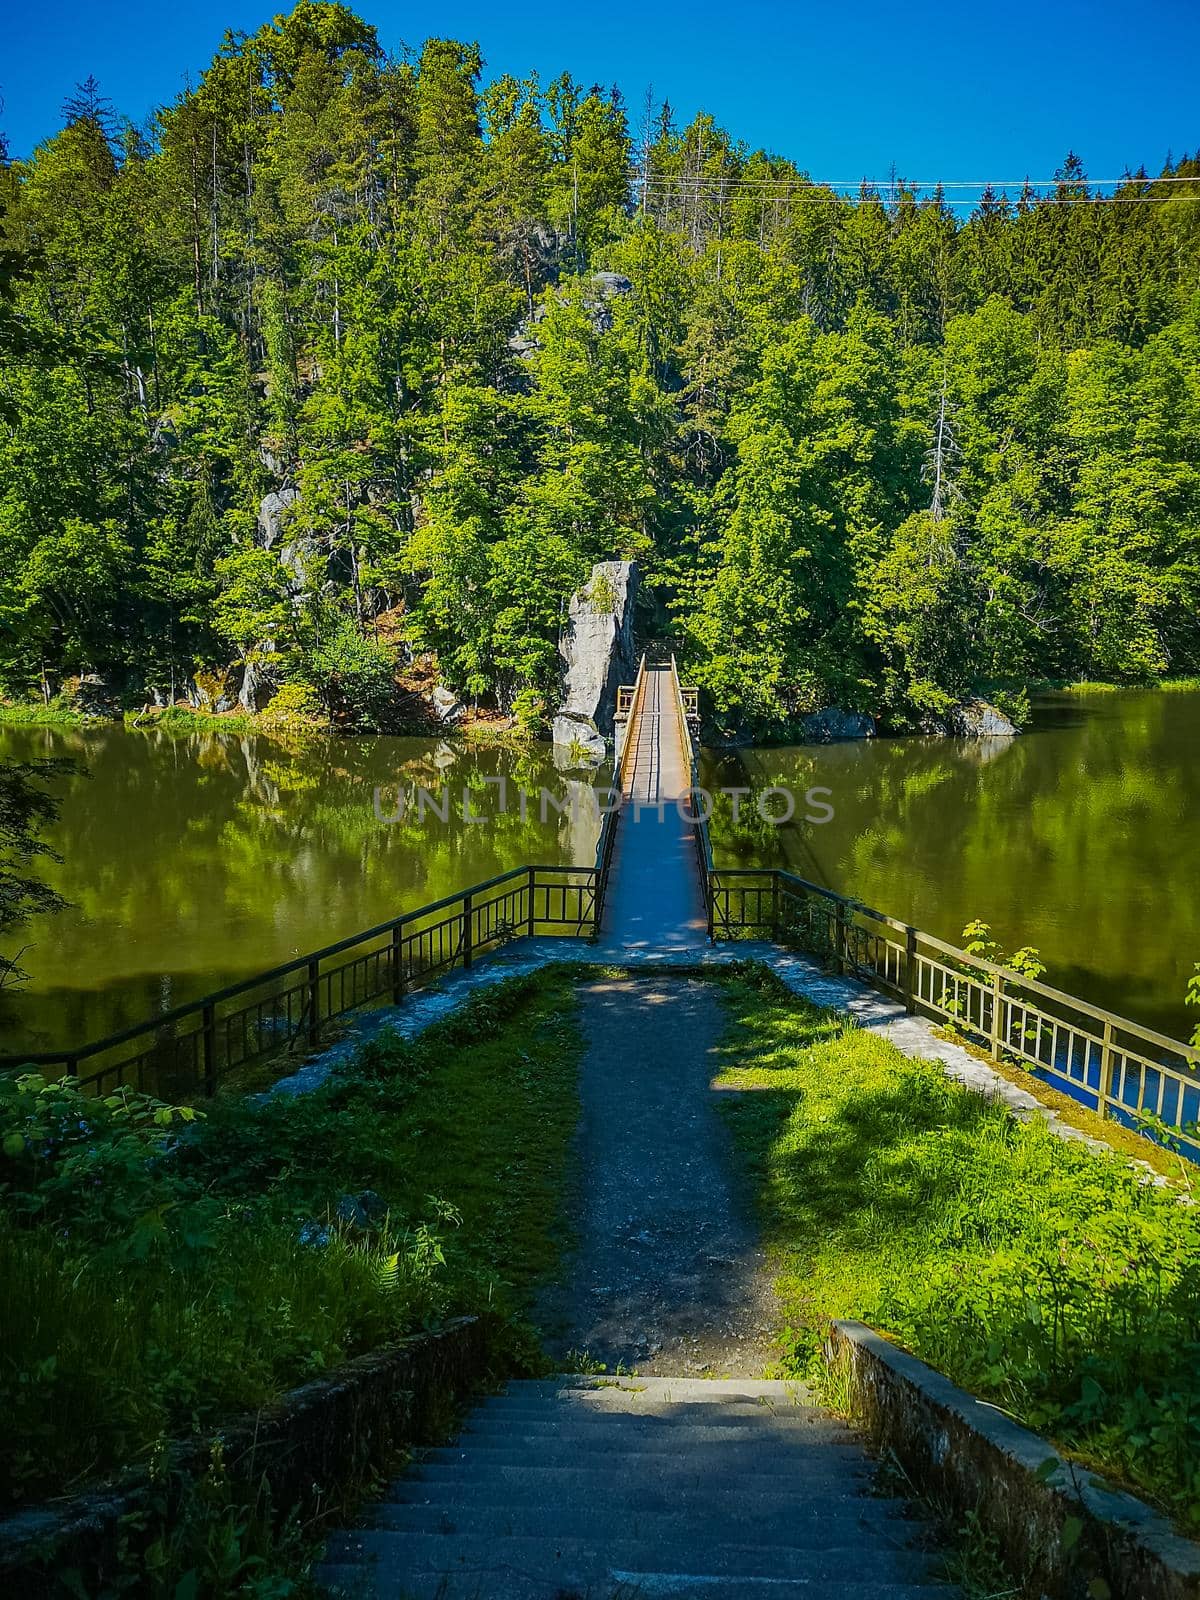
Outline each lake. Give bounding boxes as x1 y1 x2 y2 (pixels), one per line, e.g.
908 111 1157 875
702 688 1200 1042
3 687 1197 1055
0 726 600 1055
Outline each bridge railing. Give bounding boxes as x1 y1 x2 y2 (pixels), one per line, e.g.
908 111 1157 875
2 864 598 1101
668 655 714 938
711 867 1200 1140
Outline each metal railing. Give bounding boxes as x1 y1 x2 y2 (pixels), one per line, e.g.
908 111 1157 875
2 865 598 1100
668 655 714 939
595 654 648 931
614 654 649 792
711 867 1200 1140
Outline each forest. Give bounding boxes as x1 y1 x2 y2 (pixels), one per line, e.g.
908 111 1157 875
1 0 1199 736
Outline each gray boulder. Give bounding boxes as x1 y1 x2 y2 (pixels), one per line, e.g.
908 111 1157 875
257 488 299 550
550 718 608 763
73 674 122 719
798 707 876 744
552 560 638 759
932 698 1019 738
239 657 279 714
429 685 465 727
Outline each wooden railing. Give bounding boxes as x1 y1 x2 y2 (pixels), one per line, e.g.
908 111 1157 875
1 865 598 1100
711 868 1200 1142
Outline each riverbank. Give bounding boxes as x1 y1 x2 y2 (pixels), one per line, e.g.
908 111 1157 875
6 672 1200 738
0 696 542 748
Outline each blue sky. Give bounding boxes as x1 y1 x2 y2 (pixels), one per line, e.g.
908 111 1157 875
3 0 1198 188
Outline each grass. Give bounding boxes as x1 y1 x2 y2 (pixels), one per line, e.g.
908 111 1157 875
712 968 1200 1531
1024 675 1200 696
0 698 103 726
931 1024 1192 1184
0 969 583 1509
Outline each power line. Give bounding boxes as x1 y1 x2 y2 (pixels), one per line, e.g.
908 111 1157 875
632 177 1199 209
634 175 1198 189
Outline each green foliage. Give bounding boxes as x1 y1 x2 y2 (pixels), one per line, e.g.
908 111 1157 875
0 11 1198 725
960 918 1047 979
301 612 396 729
716 978 1200 1525
0 970 582 1504
257 681 329 730
1187 964 1200 1049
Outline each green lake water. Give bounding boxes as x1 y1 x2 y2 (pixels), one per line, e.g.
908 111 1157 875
0 726 600 1056
702 688 1200 1042
3 686 1198 1055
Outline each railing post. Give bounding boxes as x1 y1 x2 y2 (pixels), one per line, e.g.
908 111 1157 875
904 927 917 1015
462 891 474 969
527 865 536 937
307 958 321 1046
834 900 847 975
202 1002 217 1097
990 971 1004 1060
391 923 404 1005
1098 1020 1115 1118
771 873 781 942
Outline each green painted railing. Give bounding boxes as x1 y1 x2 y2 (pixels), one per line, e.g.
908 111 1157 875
711 867 1200 1140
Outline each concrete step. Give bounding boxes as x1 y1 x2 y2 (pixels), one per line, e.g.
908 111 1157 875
384 1481 905 1517
504 1378 815 1402
406 1461 875 1494
423 1439 870 1470
464 1408 838 1433
451 1425 861 1453
318 1564 957 1599
364 1499 926 1546
320 1531 943 1585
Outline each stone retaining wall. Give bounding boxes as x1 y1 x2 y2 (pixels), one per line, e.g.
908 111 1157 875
1 1316 493 1597
827 1319 1200 1600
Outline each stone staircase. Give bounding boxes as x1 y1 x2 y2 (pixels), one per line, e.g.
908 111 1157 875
318 1377 958 1599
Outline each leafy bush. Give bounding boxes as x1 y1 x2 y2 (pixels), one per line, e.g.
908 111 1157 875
304 615 397 730
258 681 329 730
511 686 547 735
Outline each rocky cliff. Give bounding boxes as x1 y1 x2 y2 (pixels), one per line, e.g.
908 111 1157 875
551 560 638 761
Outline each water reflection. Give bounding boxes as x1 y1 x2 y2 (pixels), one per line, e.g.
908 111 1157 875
703 690 1200 1040
0 725 601 1054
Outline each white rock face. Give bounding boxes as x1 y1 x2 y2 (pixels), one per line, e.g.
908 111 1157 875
552 560 638 758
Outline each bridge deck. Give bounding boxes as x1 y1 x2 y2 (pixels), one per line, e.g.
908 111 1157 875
602 666 708 950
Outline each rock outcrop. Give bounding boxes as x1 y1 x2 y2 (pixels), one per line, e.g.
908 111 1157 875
929 699 1019 738
551 560 638 761
798 707 876 744
257 488 299 550
509 271 634 358
429 685 465 727
238 656 280 714
71 674 123 719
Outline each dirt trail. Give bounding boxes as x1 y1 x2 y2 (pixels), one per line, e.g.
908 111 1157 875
537 975 779 1376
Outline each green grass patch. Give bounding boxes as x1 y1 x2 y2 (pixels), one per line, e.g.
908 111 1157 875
0 969 582 1508
0 698 102 726
713 969 1200 1529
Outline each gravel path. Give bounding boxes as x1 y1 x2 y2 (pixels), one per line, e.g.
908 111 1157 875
537 975 780 1377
